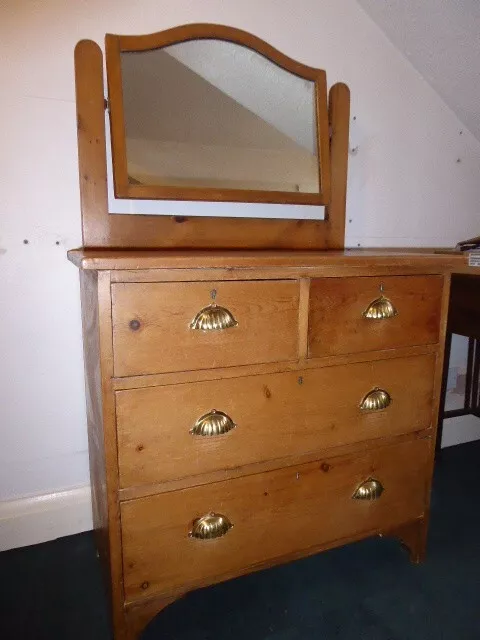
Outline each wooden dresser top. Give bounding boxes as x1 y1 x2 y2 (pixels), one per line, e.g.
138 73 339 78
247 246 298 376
68 248 470 272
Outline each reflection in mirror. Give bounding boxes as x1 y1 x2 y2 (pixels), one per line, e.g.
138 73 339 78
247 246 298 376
120 40 319 194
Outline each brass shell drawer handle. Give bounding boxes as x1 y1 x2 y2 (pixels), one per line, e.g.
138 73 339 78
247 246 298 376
189 513 233 540
363 295 398 319
360 388 392 412
190 303 238 331
352 478 384 501
190 409 237 437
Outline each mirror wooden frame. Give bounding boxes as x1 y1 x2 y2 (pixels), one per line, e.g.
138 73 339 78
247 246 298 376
106 24 331 205
74 24 350 249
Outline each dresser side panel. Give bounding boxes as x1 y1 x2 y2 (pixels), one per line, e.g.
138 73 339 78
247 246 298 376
80 272 108 560
80 270 124 634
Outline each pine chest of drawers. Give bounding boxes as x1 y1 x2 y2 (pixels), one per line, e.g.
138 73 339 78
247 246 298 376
69 249 453 640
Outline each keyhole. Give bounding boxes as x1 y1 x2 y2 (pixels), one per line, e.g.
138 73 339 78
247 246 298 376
379 283 384 294
210 289 217 300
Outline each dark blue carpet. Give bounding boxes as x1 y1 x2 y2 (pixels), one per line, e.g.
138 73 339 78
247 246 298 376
1 441 479 639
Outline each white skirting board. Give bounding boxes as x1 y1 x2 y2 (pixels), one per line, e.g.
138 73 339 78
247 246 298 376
0 486 93 552
1 415 479 552
441 414 480 448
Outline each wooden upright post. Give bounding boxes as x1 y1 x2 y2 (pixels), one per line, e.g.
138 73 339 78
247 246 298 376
74 40 109 247
325 82 350 249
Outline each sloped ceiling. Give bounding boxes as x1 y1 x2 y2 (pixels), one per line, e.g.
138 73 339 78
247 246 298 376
357 0 480 142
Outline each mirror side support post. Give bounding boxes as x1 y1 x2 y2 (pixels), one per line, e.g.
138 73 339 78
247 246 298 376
74 40 110 248
325 83 350 250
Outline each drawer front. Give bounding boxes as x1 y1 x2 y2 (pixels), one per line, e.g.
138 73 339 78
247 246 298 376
116 354 435 488
308 275 443 357
121 438 430 601
112 280 299 377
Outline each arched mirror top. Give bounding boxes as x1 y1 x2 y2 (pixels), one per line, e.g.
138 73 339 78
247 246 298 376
105 23 331 205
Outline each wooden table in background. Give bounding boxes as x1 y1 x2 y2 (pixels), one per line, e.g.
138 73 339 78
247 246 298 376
438 272 480 451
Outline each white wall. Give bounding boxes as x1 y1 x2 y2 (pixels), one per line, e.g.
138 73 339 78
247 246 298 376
358 0 480 145
1 0 480 547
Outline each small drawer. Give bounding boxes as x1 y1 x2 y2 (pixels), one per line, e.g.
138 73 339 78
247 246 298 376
308 275 443 357
116 354 435 488
112 280 299 377
121 437 430 601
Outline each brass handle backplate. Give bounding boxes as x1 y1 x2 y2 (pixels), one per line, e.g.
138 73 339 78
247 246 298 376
190 409 237 437
352 478 384 501
189 513 233 540
360 388 392 412
363 295 398 320
190 303 238 331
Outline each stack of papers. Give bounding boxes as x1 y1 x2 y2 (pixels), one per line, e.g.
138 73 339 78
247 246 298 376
468 252 480 267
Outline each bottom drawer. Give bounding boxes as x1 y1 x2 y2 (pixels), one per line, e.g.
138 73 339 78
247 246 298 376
121 437 431 602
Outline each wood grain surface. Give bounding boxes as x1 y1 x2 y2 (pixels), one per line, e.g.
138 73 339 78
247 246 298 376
111 280 299 376
67 248 468 271
121 437 430 602
325 83 350 249
116 354 436 488
74 40 109 247
80 270 126 636
309 275 443 357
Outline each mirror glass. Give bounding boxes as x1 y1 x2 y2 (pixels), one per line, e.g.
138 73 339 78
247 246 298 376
120 39 319 194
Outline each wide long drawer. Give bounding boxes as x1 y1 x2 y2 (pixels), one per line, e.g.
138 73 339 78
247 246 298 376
121 437 430 602
308 275 443 357
111 280 299 377
116 354 436 488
